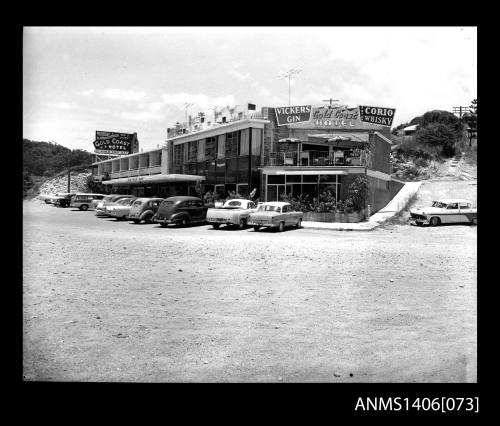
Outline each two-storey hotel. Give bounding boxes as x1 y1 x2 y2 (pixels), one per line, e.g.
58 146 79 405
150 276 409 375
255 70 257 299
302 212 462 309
92 104 403 213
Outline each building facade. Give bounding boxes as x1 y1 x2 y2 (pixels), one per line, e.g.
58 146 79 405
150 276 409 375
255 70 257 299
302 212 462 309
92 104 403 213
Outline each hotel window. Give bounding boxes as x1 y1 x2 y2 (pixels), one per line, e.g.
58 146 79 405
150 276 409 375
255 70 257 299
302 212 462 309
182 143 189 164
225 131 239 158
173 144 183 168
197 139 206 162
206 137 216 160
239 129 249 156
251 129 262 155
188 141 197 163
217 134 226 159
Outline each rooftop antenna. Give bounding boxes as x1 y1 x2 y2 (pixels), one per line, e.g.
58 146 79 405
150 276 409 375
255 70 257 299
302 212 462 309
185 103 194 129
279 68 302 105
322 98 340 107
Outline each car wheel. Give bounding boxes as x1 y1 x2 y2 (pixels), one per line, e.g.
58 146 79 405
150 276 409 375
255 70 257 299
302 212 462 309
471 217 477 225
238 218 246 229
416 222 423 227
177 218 188 227
296 218 302 228
160 223 168 228
429 216 440 226
253 225 260 232
278 221 284 232
133 219 141 224
144 213 153 224
80 204 88 211
212 223 220 229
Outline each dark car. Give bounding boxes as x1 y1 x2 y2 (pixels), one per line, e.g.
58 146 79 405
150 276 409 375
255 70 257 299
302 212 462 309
52 193 75 207
128 197 164 223
152 196 208 227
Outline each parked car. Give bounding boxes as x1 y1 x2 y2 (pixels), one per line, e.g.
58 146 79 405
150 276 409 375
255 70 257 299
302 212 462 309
247 202 303 232
95 195 134 216
38 193 54 203
106 197 137 220
70 193 106 211
44 192 70 204
128 198 164 224
152 196 208 227
91 194 119 210
52 193 75 207
409 198 477 226
206 198 257 229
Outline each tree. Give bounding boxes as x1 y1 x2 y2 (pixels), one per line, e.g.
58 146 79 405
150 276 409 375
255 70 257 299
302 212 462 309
415 122 460 157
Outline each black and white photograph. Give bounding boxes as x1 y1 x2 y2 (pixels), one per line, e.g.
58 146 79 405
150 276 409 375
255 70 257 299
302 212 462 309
22 26 477 386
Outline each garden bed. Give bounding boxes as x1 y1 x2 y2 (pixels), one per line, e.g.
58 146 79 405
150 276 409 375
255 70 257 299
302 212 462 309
302 210 366 223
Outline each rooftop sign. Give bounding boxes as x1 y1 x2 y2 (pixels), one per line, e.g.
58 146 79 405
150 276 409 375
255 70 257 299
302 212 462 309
93 131 139 155
358 106 396 127
275 105 312 126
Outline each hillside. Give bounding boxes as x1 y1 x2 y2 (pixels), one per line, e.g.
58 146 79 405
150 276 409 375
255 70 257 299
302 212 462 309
23 139 95 198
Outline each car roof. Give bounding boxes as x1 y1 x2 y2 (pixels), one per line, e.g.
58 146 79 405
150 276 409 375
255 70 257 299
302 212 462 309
434 199 472 204
135 197 164 202
164 196 202 201
260 202 290 207
225 198 251 203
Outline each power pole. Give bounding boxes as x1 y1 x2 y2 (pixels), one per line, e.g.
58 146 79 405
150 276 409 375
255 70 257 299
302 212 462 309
67 151 71 193
452 106 469 120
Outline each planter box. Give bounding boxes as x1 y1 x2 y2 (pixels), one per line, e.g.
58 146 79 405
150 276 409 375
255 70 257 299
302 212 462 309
302 210 366 223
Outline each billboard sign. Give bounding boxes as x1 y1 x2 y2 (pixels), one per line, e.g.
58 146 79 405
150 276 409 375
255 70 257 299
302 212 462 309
93 131 139 155
358 106 396 127
275 105 312 126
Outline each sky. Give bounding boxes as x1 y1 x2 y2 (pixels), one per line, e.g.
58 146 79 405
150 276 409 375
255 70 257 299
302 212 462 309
23 26 477 152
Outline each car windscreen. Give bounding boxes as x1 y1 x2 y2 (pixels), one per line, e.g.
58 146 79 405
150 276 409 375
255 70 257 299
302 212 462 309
227 201 241 207
160 200 176 207
259 205 281 212
132 200 143 207
117 199 133 205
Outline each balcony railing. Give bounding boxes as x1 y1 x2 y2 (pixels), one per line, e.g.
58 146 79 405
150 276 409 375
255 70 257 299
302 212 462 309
264 150 370 167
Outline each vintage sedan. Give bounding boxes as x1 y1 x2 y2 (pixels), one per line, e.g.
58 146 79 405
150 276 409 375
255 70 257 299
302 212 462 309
409 198 477 226
105 197 137 220
95 195 134 217
206 198 257 229
128 197 164 224
52 193 75 207
247 201 303 232
152 196 208 227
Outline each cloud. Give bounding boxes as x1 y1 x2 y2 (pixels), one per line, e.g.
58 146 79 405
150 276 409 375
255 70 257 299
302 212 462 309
78 89 95 96
102 88 147 101
114 110 166 122
51 102 78 110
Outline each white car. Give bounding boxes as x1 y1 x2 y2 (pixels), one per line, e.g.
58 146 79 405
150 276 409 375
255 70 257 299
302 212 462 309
409 198 477 226
105 197 137 220
247 201 303 232
206 199 257 229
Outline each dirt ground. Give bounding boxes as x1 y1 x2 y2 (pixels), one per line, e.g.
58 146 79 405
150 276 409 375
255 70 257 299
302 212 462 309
23 186 477 382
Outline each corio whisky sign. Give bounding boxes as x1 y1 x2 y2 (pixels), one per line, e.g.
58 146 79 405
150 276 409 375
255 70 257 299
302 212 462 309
358 106 396 126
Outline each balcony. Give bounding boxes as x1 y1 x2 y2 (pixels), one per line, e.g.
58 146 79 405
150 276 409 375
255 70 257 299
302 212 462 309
264 151 369 167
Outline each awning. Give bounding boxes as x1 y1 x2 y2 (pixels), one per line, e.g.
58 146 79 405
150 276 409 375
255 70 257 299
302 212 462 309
270 170 348 176
102 173 205 186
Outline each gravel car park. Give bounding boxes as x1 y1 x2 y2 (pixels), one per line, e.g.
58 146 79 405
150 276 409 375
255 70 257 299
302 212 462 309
23 198 476 382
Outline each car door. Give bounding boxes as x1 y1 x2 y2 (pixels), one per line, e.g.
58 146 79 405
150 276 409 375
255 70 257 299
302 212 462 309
458 202 474 223
281 204 291 226
443 202 460 223
192 200 206 221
